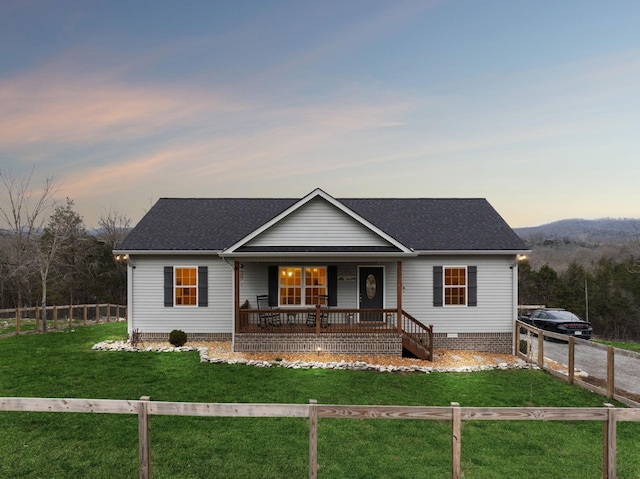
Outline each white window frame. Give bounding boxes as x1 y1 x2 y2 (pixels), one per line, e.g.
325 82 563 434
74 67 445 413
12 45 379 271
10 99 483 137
278 266 327 307
174 266 199 307
443 265 467 307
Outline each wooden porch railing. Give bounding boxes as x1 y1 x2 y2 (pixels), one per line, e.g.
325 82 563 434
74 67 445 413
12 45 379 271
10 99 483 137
237 307 434 360
238 307 399 333
401 310 434 361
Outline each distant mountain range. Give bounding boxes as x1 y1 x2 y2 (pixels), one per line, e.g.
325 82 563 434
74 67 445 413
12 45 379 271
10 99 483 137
3 218 639 246
515 218 640 245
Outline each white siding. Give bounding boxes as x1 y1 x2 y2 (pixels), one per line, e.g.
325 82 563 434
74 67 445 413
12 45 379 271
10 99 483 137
130 255 233 334
402 256 515 334
247 197 391 247
238 262 269 307
238 261 398 309
128 254 515 335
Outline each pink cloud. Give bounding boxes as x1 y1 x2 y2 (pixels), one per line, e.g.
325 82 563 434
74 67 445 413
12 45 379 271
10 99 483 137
0 64 244 148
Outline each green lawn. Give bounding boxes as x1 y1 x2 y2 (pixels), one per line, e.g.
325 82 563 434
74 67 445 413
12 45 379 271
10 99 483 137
1 323 638 478
0 318 37 335
595 339 640 353
0 318 87 336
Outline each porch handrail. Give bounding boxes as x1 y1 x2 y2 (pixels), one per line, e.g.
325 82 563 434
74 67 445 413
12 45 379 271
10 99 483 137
401 310 434 361
238 306 434 360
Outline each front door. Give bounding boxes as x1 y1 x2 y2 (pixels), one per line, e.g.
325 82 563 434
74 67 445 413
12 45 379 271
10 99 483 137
359 267 383 322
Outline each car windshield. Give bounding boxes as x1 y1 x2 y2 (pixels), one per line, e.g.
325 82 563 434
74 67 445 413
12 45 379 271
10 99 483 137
549 310 582 321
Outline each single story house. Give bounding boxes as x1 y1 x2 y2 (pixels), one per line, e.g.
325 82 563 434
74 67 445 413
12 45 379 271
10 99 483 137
114 188 528 358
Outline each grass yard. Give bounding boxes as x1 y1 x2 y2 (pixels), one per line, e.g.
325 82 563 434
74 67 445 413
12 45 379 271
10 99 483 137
0 318 38 335
596 339 640 354
1 323 639 478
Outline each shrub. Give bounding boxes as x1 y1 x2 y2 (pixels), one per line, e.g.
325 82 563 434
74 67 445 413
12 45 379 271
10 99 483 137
169 329 188 347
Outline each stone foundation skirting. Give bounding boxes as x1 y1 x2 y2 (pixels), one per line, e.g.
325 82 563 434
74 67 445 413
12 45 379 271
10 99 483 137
234 333 403 356
139 332 232 342
433 332 512 354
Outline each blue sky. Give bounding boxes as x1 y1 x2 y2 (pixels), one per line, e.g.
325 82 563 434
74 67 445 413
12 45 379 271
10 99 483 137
1 0 639 228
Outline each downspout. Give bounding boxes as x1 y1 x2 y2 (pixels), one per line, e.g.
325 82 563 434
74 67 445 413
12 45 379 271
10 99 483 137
512 259 519 355
397 260 403 334
221 257 237 351
127 260 134 337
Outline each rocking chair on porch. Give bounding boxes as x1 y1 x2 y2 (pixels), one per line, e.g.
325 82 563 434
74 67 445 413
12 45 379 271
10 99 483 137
256 295 281 327
306 294 330 328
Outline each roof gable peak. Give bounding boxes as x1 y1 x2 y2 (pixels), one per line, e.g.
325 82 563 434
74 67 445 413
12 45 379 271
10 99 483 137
221 188 412 255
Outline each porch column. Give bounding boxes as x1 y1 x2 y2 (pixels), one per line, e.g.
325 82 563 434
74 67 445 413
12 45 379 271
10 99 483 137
234 261 240 334
397 260 403 334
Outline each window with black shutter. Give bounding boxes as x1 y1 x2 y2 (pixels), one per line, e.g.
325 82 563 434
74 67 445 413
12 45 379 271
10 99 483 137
164 266 208 307
433 265 477 307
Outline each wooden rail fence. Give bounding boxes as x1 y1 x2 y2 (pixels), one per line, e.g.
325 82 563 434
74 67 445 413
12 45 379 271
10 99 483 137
1 396 638 479
0 304 127 335
515 320 640 408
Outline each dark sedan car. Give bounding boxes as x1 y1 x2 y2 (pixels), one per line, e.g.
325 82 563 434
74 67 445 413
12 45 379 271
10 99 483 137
519 308 593 340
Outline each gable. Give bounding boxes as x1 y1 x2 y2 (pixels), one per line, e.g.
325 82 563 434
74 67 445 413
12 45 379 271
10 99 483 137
116 191 527 254
245 196 393 248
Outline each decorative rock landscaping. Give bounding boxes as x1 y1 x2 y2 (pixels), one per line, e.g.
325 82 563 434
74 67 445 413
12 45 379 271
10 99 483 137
92 340 532 374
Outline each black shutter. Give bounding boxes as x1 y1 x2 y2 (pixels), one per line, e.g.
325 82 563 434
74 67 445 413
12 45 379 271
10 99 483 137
268 266 278 306
198 266 208 307
164 266 173 307
328 265 337 306
467 266 477 307
433 266 443 307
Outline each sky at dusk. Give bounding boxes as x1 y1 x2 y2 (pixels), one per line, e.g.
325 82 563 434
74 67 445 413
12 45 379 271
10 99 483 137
1 0 639 229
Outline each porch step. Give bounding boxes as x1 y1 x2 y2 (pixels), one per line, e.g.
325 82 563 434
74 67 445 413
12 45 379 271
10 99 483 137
402 335 431 361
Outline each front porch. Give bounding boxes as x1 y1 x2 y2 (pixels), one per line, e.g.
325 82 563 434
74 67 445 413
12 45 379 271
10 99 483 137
235 305 434 360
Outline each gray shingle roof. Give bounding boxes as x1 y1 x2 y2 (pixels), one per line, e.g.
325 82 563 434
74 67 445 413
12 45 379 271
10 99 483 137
117 196 526 252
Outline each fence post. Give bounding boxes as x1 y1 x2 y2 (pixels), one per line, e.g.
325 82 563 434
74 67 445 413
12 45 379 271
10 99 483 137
568 337 575 384
309 399 318 479
537 332 544 367
107 304 111 323
606 347 614 399
35 306 40 332
16 307 21 335
83 305 87 326
139 396 151 479
69 304 73 328
96 303 100 324
117 304 121 321
53 305 58 330
451 402 461 479
603 403 616 479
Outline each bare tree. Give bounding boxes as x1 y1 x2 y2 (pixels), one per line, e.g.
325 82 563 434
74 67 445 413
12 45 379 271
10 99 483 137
0 168 57 308
35 222 62 331
96 208 131 249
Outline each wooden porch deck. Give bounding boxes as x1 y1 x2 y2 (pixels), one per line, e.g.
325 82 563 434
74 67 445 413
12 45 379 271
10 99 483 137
237 307 434 360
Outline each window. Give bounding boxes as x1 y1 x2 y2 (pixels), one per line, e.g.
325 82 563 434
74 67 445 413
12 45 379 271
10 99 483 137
175 267 197 306
444 267 466 305
433 265 477 307
164 266 207 308
279 266 327 306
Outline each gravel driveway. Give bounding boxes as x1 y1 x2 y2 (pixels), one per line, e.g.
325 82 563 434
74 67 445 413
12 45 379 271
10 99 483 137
524 333 640 399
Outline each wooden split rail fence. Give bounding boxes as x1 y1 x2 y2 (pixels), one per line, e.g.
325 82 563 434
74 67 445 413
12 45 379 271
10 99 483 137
1 396 638 479
516 320 640 408
0 304 127 335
